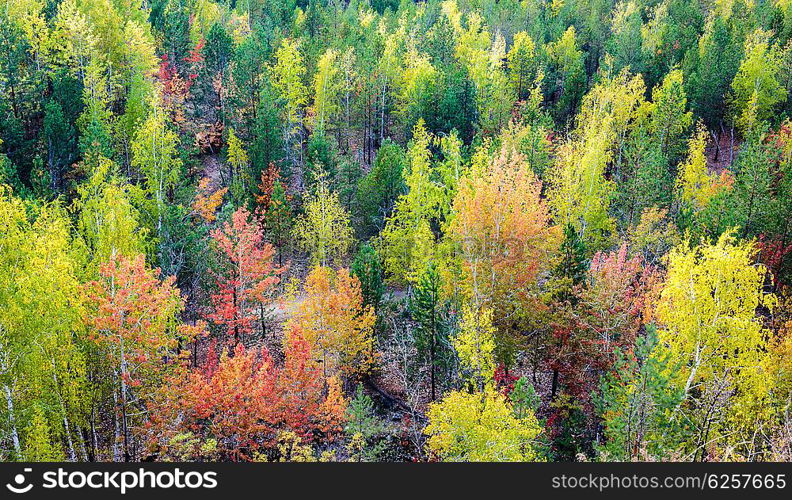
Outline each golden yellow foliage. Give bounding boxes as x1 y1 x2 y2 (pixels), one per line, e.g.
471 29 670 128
655 232 776 441
192 177 227 223
425 386 543 462
287 267 376 378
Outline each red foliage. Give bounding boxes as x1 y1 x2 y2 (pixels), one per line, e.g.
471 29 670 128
84 254 186 385
276 329 347 437
158 54 196 95
185 39 205 66
758 234 792 285
157 54 197 125
145 326 346 461
545 323 596 402
207 207 285 340
494 364 518 396
545 244 655 410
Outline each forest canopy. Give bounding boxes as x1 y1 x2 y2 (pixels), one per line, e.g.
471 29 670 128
1 0 792 462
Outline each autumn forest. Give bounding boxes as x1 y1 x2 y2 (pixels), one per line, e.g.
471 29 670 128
1 0 792 463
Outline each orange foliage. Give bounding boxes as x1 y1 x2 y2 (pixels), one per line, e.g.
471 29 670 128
145 327 346 461
288 267 376 378
84 254 186 385
255 163 280 212
449 145 559 316
192 177 227 223
208 207 285 339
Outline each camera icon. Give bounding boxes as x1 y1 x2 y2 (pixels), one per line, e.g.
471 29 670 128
6 468 33 494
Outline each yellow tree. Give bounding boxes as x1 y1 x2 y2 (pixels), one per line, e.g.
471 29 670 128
8 0 58 71
116 19 158 161
287 267 376 378
425 385 543 462
654 233 777 457
730 29 787 133
453 304 497 391
380 120 446 283
292 172 353 267
270 38 308 167
508 32 538 100
547 70 645 251
311 48 342 132
445 5 513 134
377 24 405 140
767 296 792 433
75 158 148 269
396 42 437 130
226 128 251 200
676 127 733 210
54 0 98 80
192 177 227 224
130 103 182 259
0 186 88 461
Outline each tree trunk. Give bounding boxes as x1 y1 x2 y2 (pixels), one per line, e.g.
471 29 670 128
4 384 21 458
550 369 559 400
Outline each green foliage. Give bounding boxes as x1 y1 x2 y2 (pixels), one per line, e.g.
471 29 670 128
508 32 539 101
641 0 704 89
0 186 87 461
271 37 308 167
305 130 339 186
292 170 353 266
351 243 385 313
75 158 148 268
548 70 645 251
345 385 387 462
23 408 64 461
2 0 792 464
379 121 460 283
728 125 777 237
614 126 672 227
260 178 294 266
311 48 342 132
731 29 787 133
356 140 406 237
546 27 586 123
226 128 252 203
408 263 454 401
251 84 285 175
650 69 693 162
511 377 542 420
552 223 588 302
596 328 688 461
606 1 644 75
684 16 741 129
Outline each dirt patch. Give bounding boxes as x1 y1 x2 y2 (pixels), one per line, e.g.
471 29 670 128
706 128 740 174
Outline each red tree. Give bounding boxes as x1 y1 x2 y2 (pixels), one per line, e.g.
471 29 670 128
544 245 657 457
547 245 655 400
208 206 285 340
144 326 346 461
84 254 191 461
